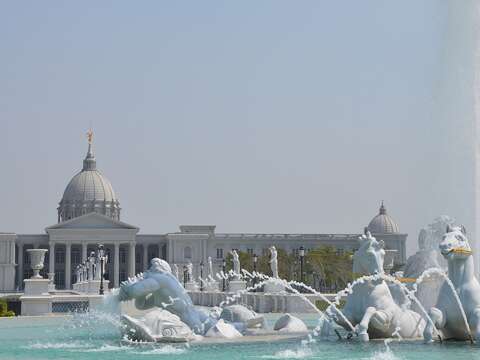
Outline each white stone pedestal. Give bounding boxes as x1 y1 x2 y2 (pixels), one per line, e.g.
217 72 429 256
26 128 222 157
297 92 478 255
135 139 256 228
263 279 285 294
185 282 198 291
23 279 50 296
20 279 52 316
206 281 220 292
228 280 247 293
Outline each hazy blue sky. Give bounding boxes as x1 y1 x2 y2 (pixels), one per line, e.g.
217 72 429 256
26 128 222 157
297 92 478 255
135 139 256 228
1 2 473 255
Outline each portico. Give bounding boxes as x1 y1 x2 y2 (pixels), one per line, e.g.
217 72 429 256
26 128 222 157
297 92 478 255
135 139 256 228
45 212 139 289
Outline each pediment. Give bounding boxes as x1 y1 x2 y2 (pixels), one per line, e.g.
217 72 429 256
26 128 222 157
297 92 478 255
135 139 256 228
46 212 138 231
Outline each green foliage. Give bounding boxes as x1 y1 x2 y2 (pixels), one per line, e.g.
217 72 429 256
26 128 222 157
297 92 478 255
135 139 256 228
223 245 355 290
315 299 346 311
0 299 15 317
306 246 354 290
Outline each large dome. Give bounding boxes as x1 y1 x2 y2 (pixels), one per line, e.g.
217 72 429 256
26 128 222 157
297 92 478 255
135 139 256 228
57 136 120 222
367 202 399 234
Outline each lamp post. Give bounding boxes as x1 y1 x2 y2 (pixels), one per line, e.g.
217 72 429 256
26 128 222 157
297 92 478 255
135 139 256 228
183 265 187 288
200 261 204 292
299 246 305 285
252 254 258 290
222 258 226 292
98 244 105 295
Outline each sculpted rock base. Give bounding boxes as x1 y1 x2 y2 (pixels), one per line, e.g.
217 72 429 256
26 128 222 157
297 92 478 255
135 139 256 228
273 314 308 333
205 319 242 338
121 309 194 343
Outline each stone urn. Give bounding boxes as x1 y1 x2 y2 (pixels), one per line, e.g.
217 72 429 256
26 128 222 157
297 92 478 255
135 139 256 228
26 249 48 279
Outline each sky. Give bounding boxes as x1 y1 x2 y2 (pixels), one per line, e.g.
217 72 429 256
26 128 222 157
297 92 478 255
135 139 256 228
0 1 474 255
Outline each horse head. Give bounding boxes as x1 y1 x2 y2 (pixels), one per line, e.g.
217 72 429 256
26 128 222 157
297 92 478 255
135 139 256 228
439 225 472 260
353 228 385 275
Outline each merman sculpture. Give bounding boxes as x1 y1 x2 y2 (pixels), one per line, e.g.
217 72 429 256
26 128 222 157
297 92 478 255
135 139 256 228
116 258 215 335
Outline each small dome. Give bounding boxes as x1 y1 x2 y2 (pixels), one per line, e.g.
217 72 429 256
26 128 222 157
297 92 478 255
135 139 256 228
367 202 399 234
57 133 120 222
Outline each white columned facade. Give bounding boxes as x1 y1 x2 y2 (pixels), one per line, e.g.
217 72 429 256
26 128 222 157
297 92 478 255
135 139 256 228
143 244 149 270
48 242 55 274
129 242 136 277
65 243 71 289
114 242 120 288
17 242 23 289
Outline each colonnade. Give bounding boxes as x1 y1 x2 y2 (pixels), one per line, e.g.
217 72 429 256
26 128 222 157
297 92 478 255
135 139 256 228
17 242 165 290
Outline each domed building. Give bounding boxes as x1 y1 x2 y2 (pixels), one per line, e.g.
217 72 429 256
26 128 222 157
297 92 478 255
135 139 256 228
57 137 120 222
367 202 399 234
366 201 406 270
0 134 408 300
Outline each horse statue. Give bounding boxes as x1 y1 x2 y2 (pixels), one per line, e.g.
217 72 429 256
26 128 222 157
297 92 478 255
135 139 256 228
423 225 480 342
328 229 425 341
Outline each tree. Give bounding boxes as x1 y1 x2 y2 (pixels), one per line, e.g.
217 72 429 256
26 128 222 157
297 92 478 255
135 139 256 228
306 246 354 291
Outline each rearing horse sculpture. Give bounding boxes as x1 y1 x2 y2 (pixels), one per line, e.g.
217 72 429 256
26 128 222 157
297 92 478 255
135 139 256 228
330 229 425 341
423 225 480 342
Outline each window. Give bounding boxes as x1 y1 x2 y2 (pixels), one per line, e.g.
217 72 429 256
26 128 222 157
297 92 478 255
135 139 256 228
55 250 65 264
120 248 127 264
184 246 192 260
71 250 80 265
136 252 142 264
216 248 223 259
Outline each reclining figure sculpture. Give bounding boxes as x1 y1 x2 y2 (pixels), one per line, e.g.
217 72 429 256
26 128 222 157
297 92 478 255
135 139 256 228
114 258 265 342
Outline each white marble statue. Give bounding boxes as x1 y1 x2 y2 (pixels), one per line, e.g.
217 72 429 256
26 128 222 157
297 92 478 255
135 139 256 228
231 250 241 278
269 246 279 278
207 256 214 280
186 262 193 282
76 265 82 283
173 264 179 280
88 251 96 281
403 229 441 279
424 225 480 342
327 229 426 341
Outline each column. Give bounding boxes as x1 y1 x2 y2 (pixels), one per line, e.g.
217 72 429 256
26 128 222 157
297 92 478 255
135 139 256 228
143 244 149 271
65 243 71 289
17 243 23 289
81 242 87 263
49 242 55 275
114 243 120 288
129 242 136 277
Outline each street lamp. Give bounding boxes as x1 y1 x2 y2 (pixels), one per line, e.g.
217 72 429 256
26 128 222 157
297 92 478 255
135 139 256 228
222 258 226 292
200 261 204 292
299 246 305 285
252 254 258 290
98 244 105 295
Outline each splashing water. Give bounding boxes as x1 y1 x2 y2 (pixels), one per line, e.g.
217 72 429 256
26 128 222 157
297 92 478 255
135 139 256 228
413 267 472 340
261 346 313 359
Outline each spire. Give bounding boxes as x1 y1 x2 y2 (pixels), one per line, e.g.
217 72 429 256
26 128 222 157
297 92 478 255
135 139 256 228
379 200 386 215
83 129 97 171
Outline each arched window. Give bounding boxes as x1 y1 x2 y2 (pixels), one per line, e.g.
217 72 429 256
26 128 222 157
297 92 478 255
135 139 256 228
184 246 192 260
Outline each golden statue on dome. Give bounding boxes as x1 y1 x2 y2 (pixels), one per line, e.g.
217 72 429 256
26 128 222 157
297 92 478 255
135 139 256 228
86 129 94 144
